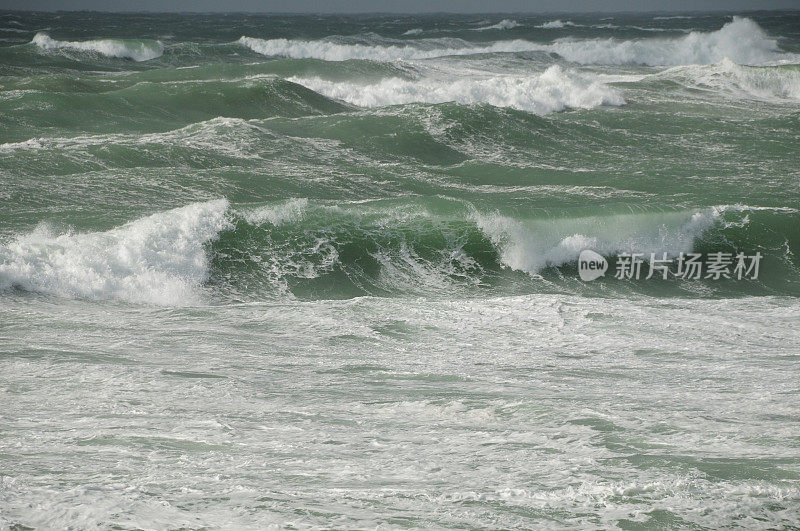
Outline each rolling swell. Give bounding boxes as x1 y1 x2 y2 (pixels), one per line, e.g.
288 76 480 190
2 199 797 304
0 77 350 143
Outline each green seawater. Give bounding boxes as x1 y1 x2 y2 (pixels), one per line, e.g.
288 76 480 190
1 11 799 529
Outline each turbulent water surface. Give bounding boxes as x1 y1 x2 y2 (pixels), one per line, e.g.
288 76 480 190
1 10 800 529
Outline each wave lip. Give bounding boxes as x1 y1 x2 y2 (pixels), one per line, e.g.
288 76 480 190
0 200 230 304
289 65 624 114
31 32 164 61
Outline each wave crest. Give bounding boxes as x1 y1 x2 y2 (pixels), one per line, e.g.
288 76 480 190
239 18 791 67
473 209 719 275
667 59 800 101
32 32 164 61
537 20 579 29
549 16 790 66
0 200 230 304
289 66 624 114
239 35 539 62
474 19 521 31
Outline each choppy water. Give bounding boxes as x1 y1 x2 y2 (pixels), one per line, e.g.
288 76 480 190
1 10 799 529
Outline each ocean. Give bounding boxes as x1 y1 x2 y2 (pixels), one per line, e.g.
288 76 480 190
1 10 799 528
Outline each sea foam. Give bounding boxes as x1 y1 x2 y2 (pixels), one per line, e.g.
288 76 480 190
0 200 230 304
473 19 521 31
240 17 792 67
547 16 790 66
238 35 540 62
289 65 624 114
668 59 800 101
32 32 164 61
536 20 580 29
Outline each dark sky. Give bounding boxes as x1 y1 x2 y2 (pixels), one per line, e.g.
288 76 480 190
2 0 799 11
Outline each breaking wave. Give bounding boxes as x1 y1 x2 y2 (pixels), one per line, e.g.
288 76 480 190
288 65 625 114
0 200 230 304
472 208 718 276
473 19 521 31
547 16 792 66
666 59 800 101
237 35 540 62
3 198 795 303
238 18 792 67
31 32 164 61
537 20 580 29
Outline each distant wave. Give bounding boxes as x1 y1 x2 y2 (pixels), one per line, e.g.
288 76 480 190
239 18 793 66
402 28 423 36
536 20 580 29
289 65 624 115
473 19 521 31
238 35 542 62
32 32 164 61
546 17 791 66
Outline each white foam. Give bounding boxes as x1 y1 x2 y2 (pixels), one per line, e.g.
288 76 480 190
239 18 791 67
288 65 624 115
537 20 579 29
472 208 719 275
473 19 521 31
238 35 541 62
667 58 800 101
402 28 423 36
0 200 230 304
242 198 309 226
32 32 164 61
547 17 792 66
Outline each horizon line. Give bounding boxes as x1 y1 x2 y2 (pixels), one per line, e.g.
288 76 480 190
2 8 799 15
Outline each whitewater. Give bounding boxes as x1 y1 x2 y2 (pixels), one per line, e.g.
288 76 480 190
1 10 800 529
